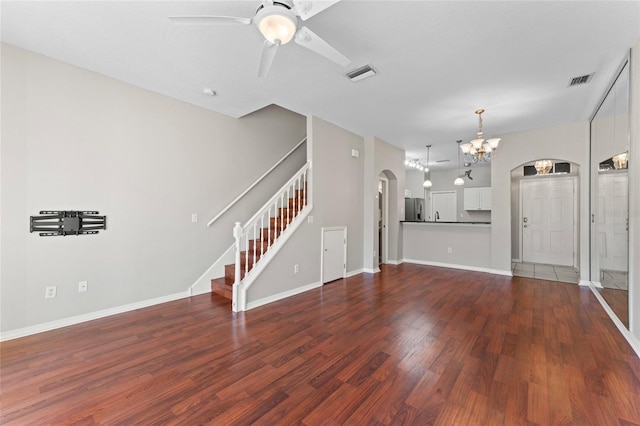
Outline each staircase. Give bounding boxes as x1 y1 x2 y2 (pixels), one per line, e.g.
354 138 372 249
210 163 309 306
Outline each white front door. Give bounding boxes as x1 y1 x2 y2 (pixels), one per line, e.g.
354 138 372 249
322 227 346 284
431 191 457 222
521 178 575 266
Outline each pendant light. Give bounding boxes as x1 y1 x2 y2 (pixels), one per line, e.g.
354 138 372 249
454 140 465 186
423 145 432 188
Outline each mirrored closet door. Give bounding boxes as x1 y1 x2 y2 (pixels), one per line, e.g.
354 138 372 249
590 57 631 327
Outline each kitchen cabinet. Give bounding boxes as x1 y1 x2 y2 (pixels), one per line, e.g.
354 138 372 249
464 187 491 211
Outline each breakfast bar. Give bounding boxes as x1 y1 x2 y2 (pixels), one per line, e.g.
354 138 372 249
401 221 493 272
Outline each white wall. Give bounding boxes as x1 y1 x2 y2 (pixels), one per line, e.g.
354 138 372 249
246 116 365 303
490 122 589 276
0 45 306 333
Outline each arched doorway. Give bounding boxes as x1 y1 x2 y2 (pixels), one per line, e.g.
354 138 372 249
510 159 580 283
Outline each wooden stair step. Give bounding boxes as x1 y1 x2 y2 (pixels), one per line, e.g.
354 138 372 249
211 277 233 300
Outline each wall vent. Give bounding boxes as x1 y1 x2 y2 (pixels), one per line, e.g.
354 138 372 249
568 73 594 87
345 64 377 82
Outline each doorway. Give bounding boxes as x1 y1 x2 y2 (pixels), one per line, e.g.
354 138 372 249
521 177 576 266
431 191 457 222
378 177 388 265
322 227 346 284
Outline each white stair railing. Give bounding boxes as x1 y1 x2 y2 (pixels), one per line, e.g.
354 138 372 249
233 162 309 291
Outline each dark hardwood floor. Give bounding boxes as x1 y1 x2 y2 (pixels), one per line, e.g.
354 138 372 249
2 264 639 425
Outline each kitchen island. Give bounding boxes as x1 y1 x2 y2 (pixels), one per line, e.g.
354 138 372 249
401 221 509 275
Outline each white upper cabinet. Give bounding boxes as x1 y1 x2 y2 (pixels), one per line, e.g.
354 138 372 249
464 187 492 210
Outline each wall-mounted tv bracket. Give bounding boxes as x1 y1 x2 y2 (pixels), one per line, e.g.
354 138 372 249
30 211 106 237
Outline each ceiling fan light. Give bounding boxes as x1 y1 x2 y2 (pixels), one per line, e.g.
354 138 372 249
487 138 500 149
423 179 432 188
257 10 297 44
454 177 465 186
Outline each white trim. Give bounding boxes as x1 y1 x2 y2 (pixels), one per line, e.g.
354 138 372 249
386 259 402 265
511 257 522 263
378 176 389 266
579 279 593 287
246 281 322 310
587 283 640 358
402 258 513 277
0 291 190 342
346 268 365 278
362 268 381 274
207 137 306 227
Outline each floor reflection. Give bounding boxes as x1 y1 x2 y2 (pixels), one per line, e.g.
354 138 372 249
599 287 629 327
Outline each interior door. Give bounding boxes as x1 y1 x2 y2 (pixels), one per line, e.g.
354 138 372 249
431 191 457 222
521 178 575 266
322 227 346 284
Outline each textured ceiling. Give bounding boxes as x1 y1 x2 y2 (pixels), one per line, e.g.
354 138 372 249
2 1 639 168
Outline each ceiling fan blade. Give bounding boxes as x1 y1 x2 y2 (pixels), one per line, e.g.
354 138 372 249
258 40 279 77
293 0 340 21
294 26 350 66
169 16 252 25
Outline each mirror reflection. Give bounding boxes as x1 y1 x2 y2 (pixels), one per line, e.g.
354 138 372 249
590 59 630 328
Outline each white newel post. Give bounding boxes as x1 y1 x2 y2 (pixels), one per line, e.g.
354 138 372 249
232 221 243 312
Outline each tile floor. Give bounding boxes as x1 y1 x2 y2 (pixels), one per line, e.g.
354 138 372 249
512 262 580 284
600 269 628 290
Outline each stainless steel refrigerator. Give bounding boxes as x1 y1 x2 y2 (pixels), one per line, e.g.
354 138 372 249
404 198 425 221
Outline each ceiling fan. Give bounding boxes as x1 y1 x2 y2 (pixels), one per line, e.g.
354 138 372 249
169 0 350 77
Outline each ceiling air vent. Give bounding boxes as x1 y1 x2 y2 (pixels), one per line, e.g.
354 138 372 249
345 64 377 82
568 73 594 87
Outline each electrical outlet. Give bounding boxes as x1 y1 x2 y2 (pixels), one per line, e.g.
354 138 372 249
45 286 57 299
294 264 299 274
447 247 453 253
191 213 198 223
78 281 88 292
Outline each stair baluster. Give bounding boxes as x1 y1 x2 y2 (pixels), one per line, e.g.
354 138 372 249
212 162 310 309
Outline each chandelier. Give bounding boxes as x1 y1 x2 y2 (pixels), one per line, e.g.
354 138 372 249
459 109 500 163
534 160 552 175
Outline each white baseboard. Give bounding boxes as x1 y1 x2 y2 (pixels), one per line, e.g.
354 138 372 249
511 257 521 263
346 269 365 278
386 259 402 265
402 258 513 277
587 282 640 358
0 291 191 342
246 281 322 310
361 268 380 274
579 279 596 287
